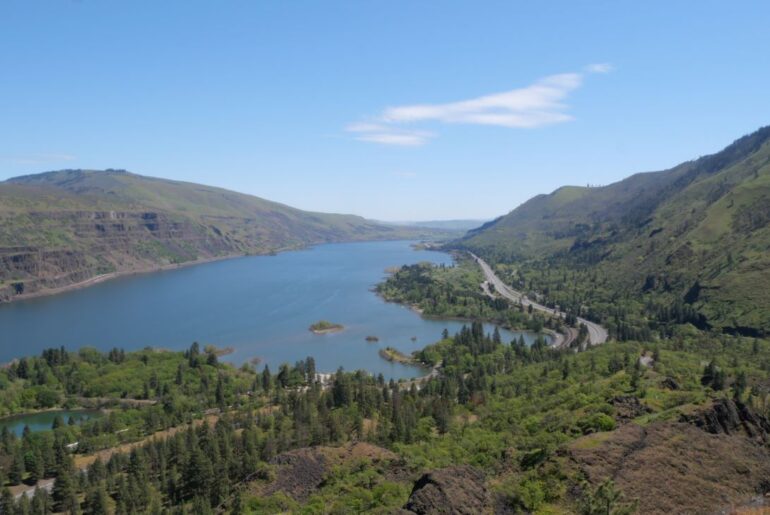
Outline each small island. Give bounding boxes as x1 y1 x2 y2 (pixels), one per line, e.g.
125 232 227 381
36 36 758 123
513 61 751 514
378 346 416 365
309 320 344 334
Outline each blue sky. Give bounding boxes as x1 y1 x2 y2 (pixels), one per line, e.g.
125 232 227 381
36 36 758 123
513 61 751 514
2 1 769 220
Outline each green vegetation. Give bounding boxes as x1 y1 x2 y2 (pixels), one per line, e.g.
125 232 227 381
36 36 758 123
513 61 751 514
378 346 417 365
377 258 564 335
457 126 770 336
0 323 765 513
308 321 344 334
0 127 768 512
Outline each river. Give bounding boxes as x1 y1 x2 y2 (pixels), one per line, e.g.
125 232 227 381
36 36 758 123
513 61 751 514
0 240 539 379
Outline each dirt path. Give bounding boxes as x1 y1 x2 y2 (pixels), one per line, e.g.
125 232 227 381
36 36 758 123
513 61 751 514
471 253 608 347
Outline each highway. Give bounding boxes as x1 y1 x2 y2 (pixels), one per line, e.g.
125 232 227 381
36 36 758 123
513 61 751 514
470 253 608 347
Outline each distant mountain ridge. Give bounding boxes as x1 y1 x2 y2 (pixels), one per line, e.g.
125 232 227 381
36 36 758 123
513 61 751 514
0 169 441 301
457 126 770 335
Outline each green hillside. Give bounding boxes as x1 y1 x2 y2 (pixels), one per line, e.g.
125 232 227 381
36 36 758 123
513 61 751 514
457 127 770 336
0 169 440 301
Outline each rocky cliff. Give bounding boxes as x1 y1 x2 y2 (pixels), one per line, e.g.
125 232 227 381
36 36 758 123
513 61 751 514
0 169 438 301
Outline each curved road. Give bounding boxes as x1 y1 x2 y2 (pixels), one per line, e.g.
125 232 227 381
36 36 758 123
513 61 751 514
470 253 608 347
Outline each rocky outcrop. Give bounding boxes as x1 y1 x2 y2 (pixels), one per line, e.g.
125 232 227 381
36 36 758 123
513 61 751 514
610 395 652 422
681 398 770 443
0 169 436 302
402 466 491 515
262 443 398 502
0 210 243 301
660 377 680 390
564 417 770 514
265 448 328 501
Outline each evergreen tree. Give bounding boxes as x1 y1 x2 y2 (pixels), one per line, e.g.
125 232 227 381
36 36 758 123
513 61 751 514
262 365 272 391
9 450 24 485
83 482 109 515
52 462 78 513
0 488 15 515
16 493 32 515
733 371 747 400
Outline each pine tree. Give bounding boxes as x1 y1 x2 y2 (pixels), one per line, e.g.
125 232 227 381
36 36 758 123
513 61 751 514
52 461 78 513
84 483 109 515
31 487 51 515
0 488 16 515
262 365 272 391
9 450 24 485
16 493 31 515
733 371 747 400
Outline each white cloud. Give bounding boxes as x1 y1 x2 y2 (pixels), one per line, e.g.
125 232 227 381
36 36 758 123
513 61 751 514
381 73 582 128
585 62 613 74
347 65 611 145
0 153 77 165
392 170 417 178
346 123 434 147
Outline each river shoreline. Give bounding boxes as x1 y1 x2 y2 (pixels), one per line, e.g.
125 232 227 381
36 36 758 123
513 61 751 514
0 240 526 381
3 252 251 304
375 291 553 345
1 237 437 306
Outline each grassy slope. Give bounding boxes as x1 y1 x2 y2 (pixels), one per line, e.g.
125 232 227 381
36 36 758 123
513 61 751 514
2 169 403 248
459 127 770 334
0 169 445 296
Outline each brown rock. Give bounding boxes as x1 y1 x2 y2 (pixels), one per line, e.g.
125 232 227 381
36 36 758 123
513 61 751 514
681 398 770 443
403 465 491 514
660 377 680 390
610 395 652 422
565 419 770 514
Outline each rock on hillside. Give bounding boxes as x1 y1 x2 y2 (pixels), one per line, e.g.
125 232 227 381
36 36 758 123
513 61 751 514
680 398 770 443
262 442 398 502
401 465 491 515
562 400 770 513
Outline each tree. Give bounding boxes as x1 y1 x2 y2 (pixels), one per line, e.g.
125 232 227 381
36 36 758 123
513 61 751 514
579 479 638 515
230 489 244 515
31 487 51 515
52 463 78 513
176 363 185 386
183 449 213 501
25 450 44 484
84 482 109 515
277 364 290 388
16 493 31 515
0 488 15 515
52 415 64 430
262 365 272 391
9 450 24 485
733 371 747 400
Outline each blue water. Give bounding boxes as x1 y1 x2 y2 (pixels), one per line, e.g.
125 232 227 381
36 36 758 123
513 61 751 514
0 410 102 437
0 241 538 379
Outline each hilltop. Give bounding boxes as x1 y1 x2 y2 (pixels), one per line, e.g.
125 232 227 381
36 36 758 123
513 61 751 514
0 169 443 301
457 126 770 335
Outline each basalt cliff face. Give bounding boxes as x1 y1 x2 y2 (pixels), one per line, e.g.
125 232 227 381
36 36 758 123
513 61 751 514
0 169 432 301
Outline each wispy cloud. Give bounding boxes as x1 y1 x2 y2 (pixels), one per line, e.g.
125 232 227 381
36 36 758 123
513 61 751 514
0 153 77 165
585 62 613 74
346 123 434 146
392 170 417 178
347 64 611 146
